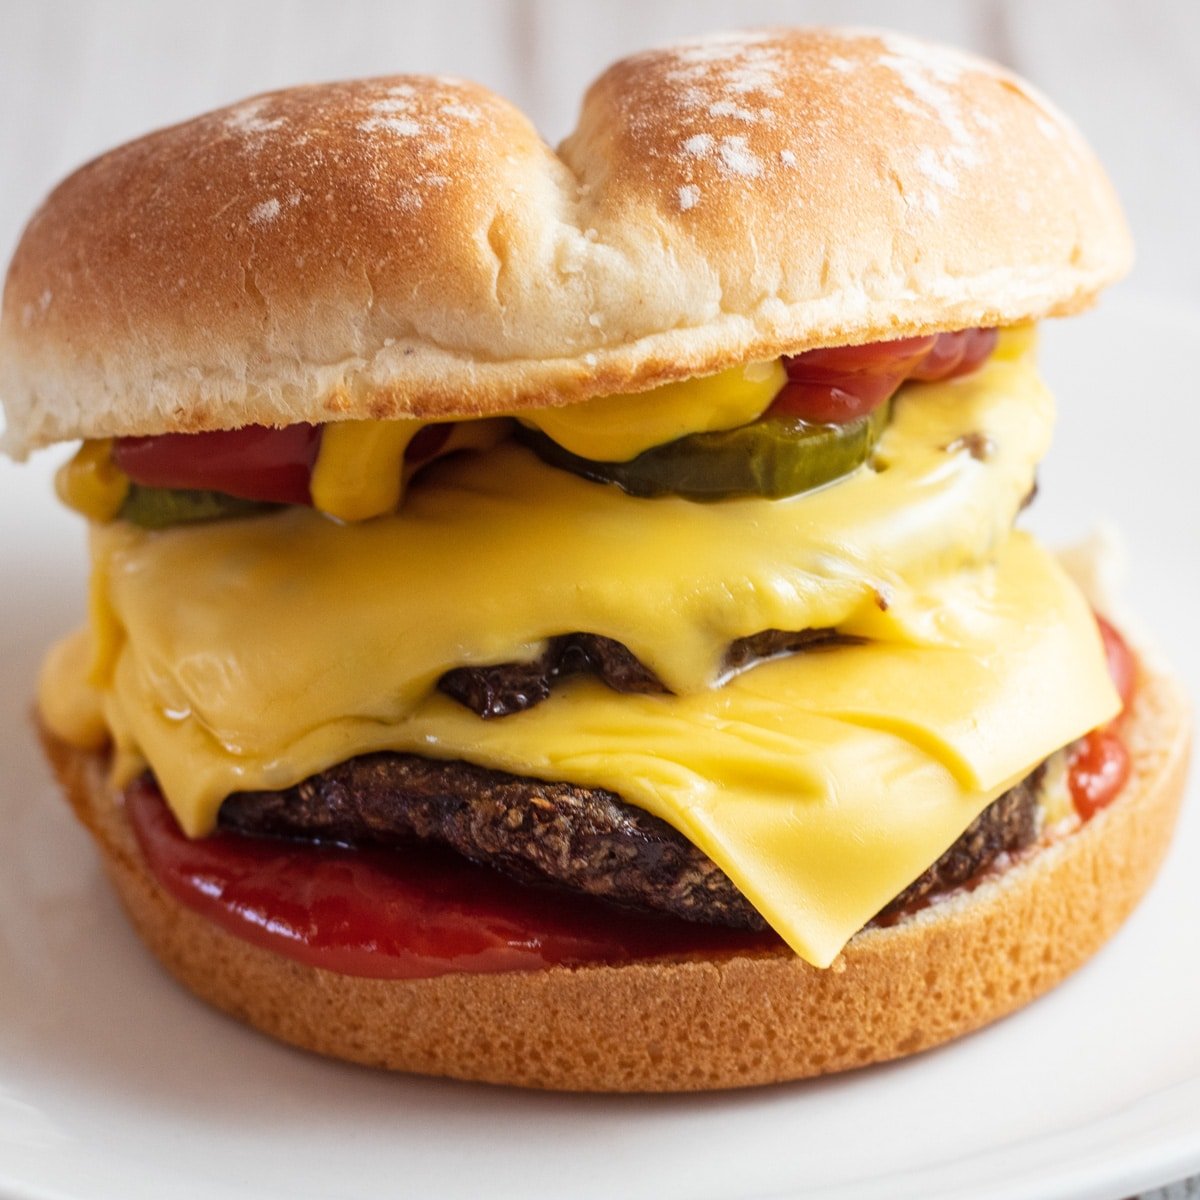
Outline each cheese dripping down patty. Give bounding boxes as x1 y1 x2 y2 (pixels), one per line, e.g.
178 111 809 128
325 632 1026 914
38 326 1120 967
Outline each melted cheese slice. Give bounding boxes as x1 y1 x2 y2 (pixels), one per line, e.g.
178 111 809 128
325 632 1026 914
39 328 1118 966
519 359 787 461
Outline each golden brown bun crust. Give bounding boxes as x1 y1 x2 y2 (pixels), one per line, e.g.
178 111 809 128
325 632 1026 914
2 28 1131 456
41 666 1187 1092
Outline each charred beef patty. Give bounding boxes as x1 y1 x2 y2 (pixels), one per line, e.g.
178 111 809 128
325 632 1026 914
219 755 1043 930
875 767 1041 921
437 633 664 719
437 628 857 718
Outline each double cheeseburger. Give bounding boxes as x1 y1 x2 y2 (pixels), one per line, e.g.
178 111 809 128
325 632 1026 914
2 29 1190 1091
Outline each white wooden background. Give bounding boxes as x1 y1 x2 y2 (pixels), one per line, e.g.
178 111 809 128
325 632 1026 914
1 0 1198 309
0 5 1196 1196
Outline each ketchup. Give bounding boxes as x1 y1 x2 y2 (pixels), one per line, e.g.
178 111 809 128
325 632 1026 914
1067 615 1137 821
126 777 779 980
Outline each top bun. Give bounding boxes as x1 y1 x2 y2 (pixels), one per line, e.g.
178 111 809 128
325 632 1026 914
1 28 1131 456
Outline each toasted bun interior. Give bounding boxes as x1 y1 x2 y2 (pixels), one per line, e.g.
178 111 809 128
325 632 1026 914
2 28 1131 456
40 664 1188 1092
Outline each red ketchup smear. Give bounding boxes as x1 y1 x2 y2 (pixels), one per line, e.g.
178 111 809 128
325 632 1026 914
1067 615 1136 821
774 327 998 423
125 777 780 980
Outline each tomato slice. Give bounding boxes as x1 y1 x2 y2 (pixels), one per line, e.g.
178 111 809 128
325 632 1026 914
773 328 998 424
1068 731 1131 821
404 423 452 463
111 329 999 503
910 327 999 382
113 424 323 505
1096 614 1137 714
1067 614 1138 822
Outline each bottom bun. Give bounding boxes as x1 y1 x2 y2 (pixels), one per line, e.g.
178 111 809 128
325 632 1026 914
42 665 1189 1092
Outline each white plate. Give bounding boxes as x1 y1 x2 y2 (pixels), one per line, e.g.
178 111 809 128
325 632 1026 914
0 298 1196 1200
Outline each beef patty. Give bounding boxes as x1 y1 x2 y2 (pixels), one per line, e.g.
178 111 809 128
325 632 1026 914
219 753 1043 930
437 628 857 718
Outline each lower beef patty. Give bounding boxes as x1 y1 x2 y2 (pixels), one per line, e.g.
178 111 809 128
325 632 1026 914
219 754 1043 931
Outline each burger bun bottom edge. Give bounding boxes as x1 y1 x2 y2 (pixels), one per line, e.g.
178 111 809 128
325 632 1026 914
38 665 1190 1092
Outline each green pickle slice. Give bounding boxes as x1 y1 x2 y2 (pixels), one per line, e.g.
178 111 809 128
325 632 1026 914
517 402 891 501
120 486 280 529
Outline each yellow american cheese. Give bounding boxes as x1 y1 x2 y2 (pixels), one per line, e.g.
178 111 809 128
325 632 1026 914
519 359 787 461
38 327 1118 966
310 419 427 521
308 416 514 521
54 439 129 522
305 358 784 521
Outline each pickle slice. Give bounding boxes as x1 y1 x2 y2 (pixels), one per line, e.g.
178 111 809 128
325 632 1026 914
515 403 890 501
120 485 280 529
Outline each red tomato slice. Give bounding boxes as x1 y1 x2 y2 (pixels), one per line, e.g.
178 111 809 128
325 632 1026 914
785 334 938 381
113 424 322 505
1068 731 1131 821
909 328 999 382
1096 613 1137 714
404 423 452 463
110 329 1000 501
774 328 998 424
1067 615 1137 822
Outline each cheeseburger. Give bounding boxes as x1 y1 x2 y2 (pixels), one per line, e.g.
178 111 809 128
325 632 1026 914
1 29 1190 1091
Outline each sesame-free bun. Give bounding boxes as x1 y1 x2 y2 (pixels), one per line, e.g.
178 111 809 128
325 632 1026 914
40 663 1188 1092
2 28 1131 456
